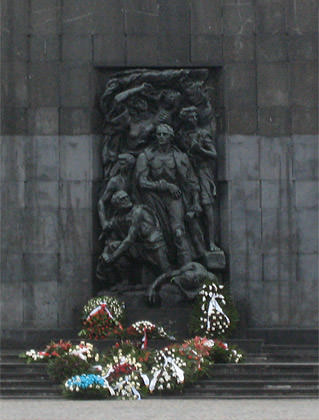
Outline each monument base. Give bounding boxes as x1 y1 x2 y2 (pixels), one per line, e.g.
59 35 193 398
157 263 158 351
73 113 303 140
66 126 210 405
201 249 226 271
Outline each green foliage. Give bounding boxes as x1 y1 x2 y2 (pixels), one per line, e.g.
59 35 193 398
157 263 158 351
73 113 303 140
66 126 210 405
47 355 91 383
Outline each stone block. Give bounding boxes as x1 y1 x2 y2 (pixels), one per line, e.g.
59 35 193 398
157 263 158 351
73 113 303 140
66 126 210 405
227 135 260 180
158 0 190 66
292 107 318 135
1 181 25 209
29 63 59 107
1 135 29 181
92 0 124 33
288 35 318 61
92 135 103 181
24 208 59 253
223 3 255 35
1 108 28 135
230 208 262 254
59 181 91 209
292 135 318 180
290 62 317 107
31 281 58 328
125 10 158 35
1 208 24 253
28 107 59 135
257 63 289 106
60 64 92 107
2 0 29 34
224 64 256 108
230 180 260 210
24 253 58 283
126 35 159 66
58 209 93 255
30 35 60 62
226 107 257 135
1 282 23 327
262 280 280 325
25 181 59 208
295 181 318 208
256 35 288 62
260 137 293 180
26 136 59 181
261 180 295 209
93 34 126 66
223 36 255 63
62 35 92 62
287 0 318 34
1 32 29 61
60 135 92 181
191 35 222 65
190 0 222 34
1 253 24 283
256 0 287 34
59 108 91 135
261 207 297 254
62 0 94 33
2 61 28 107
297 254 318 286
296 208 318 253
30 0 60 34
258 107 290 136
123 0 158 13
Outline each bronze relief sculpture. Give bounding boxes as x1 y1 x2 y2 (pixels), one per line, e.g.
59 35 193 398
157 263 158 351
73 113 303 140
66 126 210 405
97 69 225 305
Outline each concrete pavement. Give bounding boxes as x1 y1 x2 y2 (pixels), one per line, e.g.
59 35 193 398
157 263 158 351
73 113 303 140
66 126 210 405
1 399 318 420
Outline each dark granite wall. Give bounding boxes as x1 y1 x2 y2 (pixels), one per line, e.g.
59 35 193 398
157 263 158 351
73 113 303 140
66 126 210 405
1 0 318 339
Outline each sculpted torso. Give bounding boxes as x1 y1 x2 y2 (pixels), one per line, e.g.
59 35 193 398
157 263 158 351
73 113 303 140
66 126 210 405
148 151 177 182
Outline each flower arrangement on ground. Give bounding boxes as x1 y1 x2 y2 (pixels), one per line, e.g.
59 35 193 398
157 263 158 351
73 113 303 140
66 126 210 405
126 320 175 348
79 296 125 340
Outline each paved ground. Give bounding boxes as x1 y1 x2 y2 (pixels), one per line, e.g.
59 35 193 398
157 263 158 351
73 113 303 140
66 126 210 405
1 399 318 420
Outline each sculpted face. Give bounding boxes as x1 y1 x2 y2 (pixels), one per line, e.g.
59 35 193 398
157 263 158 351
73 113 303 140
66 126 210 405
111 190 132 210
156 125 173 146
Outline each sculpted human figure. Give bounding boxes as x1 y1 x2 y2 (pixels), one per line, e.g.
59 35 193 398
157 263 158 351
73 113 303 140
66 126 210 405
100 190 170 277
98 153 136 230
179 106 220 251
147 262 219 304
136 123 202 265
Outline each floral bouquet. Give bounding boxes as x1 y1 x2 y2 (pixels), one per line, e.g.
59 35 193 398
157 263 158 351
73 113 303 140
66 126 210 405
209 339 244 364
20 340 73 363
178 336 215 374
79 296 125 340
126 320 175 349
64 374 114 398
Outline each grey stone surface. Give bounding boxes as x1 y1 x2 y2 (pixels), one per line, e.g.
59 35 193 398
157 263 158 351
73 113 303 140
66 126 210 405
26 136 59 181
60 64 92 107
93 33 126 65
292 135 318 180
260 137 293 180
261 180 295 209
59 181 92 209
24 208 59 253
1 107 28 135
295 181 318 208
227 135 260 180
223 2 255 35
1 181 25 208
223 36 255 63
1 253 24 283
30 0 60 34
256 0 287 34
126 35 159 66
288 35 318 61
226 107 257 135
230 180 260 210
257 63 289 106
190 0 222 35
60 135 92 181
59 107 92 135
1 32 29 61
290 62 317 108
256 35 288 62
258 107 290 136
125 9 159 35
191 35 222 64
25 180 59 208
27 107 59 135
287 0 318 34
230 208 262 254
224 64 256 108
62 35 92 62
62 0 95 34
1 282 23 328
30 35 60 62
2 61 28 107
261 207 297 254
59 208 93 255
1 208 24 253
296 207 318 253
24 253 59 284
291 106 318 135
29 63 59 107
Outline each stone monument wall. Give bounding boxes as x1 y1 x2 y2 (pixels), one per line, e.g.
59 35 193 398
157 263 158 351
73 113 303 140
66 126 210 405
1 0 318 342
